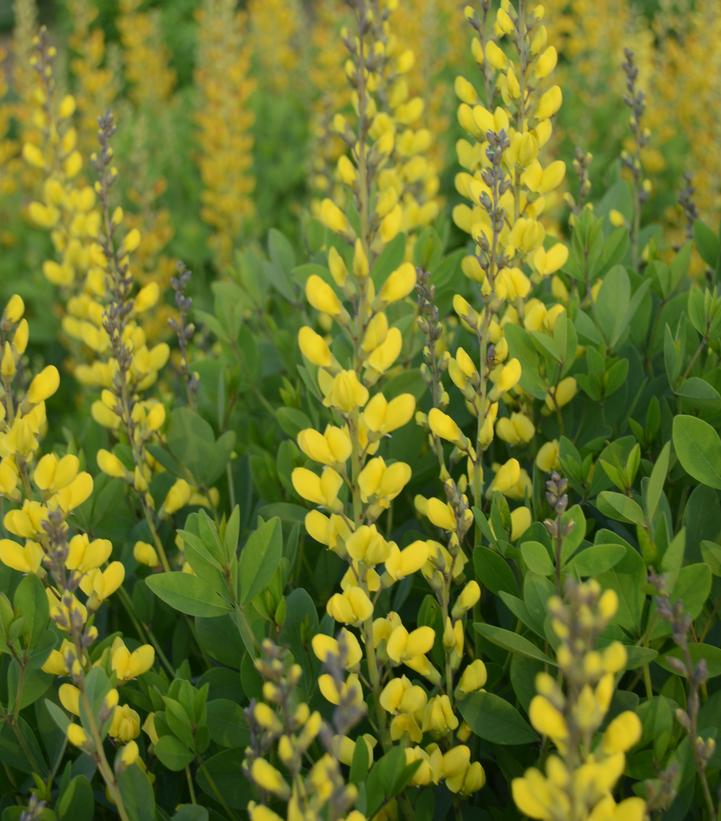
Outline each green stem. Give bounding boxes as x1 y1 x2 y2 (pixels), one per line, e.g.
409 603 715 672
185 765 197 805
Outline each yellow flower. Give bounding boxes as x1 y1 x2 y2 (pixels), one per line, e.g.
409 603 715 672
250 758 290 800
320 200 350 235
379 262 416 303
386 625 435 664
602 711 642 755
305 274 342 317
322 370 369 413
133 540 160 568
109 704 141 742
97 449 127 479
27 365 60 404
162 479 192 515
536 440 560 472
490 458 521 494
66 724 89 749
384 540 428 580
529 695 568 742
291 467 343 509
111 639 155 681
326 587 374 625
456 659 488 696
298 326 332 367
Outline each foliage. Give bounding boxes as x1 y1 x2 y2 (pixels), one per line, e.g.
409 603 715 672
0 0 719 819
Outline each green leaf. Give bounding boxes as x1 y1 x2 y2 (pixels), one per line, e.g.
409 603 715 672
154 736 195 771
565 544 626 576
207 700 249 748
693 220 720 269
671 564 711 619
474 623 554 664
646 442 671 521
520 541 554 577
596 491 645 525
146 573 232 617
458 691 537 745
117 764 156 821
238 517 283 605
58 776 94 821
13 574 49 645
472 546 518 595
700 541 721 576
673 414 721 489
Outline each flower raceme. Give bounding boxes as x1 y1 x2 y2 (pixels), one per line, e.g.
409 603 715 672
0 295 155 789
512 580 646 821
290 0 485 800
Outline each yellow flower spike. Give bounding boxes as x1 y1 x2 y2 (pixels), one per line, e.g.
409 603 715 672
599 590 619 621
609 209 626 228
26 365 60 404
298 426 352 467
345 525 389 565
